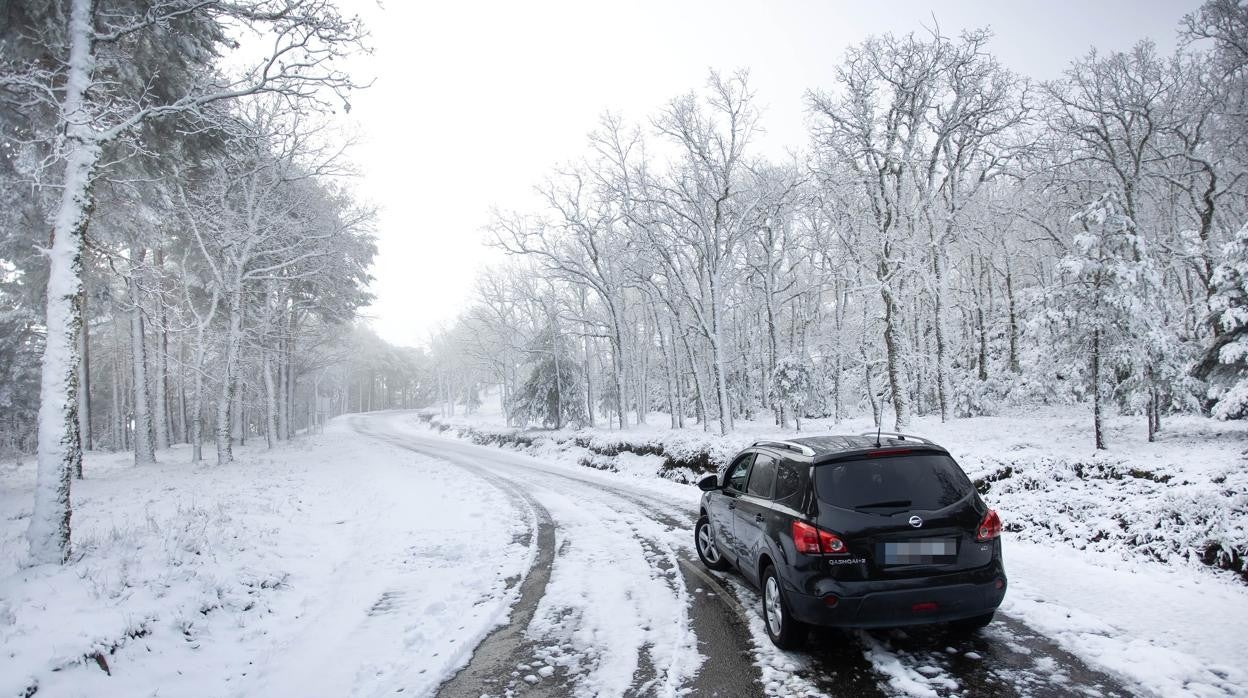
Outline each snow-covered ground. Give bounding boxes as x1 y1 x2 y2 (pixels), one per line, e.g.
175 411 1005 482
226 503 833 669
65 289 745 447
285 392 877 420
3 399 1245 697
426 391 1248 697
0 419 533 697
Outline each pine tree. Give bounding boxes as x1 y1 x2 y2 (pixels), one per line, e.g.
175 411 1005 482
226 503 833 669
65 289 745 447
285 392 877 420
769 355 814 432
1047 192 1159 449
1201 222 1248 419
515 321 586 429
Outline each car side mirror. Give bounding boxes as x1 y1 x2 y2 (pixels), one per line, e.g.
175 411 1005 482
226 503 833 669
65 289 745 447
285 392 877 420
697 474 719 492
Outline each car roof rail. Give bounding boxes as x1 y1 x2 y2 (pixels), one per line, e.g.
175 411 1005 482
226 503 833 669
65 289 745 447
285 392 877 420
752 440 816 457
859 431 934 445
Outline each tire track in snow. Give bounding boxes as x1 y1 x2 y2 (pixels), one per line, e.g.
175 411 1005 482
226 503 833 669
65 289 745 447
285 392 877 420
566 479 774 697
357 417 760 696
832 615 1132 698
349 420 569 697
416 447 706 695
250 419 536 697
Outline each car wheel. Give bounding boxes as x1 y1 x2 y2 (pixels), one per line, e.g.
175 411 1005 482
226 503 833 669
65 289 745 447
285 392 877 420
695 516 731 571
950 612 995 633
762 564 805 650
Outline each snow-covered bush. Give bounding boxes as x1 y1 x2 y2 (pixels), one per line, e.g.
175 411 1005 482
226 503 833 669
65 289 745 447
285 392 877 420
427 416 753 483
967 453 1248 580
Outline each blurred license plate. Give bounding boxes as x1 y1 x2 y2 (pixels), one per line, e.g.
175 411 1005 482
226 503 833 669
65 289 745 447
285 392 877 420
883 538 956 565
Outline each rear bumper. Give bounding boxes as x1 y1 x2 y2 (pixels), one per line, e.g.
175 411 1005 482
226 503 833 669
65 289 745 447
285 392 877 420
785 563 1007 629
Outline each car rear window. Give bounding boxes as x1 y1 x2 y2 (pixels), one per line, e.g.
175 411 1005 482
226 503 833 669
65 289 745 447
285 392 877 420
814 454 973 510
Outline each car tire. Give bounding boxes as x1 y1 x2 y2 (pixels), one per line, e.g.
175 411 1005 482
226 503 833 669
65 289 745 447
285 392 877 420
695 516 731 571
761 564 805 650
950 612 995 633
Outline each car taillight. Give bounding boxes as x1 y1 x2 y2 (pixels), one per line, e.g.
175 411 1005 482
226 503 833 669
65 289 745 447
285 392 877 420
821 529 847 553
792 520 820 554
976 509 1002 542
866 448 912 458
791 520 848 555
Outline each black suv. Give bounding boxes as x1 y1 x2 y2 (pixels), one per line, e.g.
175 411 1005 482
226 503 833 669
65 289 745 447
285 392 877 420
695 432 1005 649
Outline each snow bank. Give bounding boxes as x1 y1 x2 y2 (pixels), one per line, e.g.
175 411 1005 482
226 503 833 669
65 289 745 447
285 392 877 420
420 412 762 484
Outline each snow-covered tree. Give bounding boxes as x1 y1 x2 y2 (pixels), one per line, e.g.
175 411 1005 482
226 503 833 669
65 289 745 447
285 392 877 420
3 0 367 564
1045 193 1160 449
769 356 814 432
1201 223 1248 419
421 17 1248 450
515 320 586 430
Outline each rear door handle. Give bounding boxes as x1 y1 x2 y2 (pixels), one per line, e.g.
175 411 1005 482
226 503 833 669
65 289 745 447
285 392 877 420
754 513 764 523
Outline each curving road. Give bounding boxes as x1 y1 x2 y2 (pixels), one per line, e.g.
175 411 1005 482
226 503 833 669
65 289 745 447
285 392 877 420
350 412 1132 698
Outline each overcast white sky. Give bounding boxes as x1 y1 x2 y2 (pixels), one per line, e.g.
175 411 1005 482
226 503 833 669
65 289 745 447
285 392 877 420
340 0 1201 349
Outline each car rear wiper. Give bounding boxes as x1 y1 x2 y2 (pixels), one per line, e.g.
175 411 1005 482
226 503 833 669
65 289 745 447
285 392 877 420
853 499 912 509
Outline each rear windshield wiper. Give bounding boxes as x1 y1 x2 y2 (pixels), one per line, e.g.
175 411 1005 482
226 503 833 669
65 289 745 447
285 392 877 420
854 499 912 510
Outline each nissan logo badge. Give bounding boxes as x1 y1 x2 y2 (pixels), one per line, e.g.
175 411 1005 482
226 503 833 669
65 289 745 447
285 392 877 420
909 515 923 528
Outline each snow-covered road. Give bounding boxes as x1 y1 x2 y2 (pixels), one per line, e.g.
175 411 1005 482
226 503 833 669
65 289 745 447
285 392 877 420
7 411 1235 697
353 411 1139 698
352 413 754 696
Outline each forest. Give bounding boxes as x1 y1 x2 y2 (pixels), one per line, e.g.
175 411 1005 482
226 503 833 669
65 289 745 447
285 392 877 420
0 0 404 563
2 0 1247 566
422 2 1248 450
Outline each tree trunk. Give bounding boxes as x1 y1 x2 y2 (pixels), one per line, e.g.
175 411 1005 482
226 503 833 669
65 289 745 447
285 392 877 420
264 351 278 448
216 289 243 464
865 359 881 428
1092 329 1105 450
552 325 564 429
189 291 216 462
635 325 649 426
234 388 245 446
832 279 845 424
153 248 171 450
710 336 733 435
764 257 781 427
667 318 685 429
583 334 595 429
110 309 124 451
655 313 678 429
1005 256 1021 373
1148 389 1158 434
176 336 187 444
931 252 950 421
28 0 97 564
880 273 911 430
681 334 709 432
1147 374 1159 443
77 282 92 461
707 277 734 435
190 361 205 463
977 304 989 381
129 251 156 464
609 314 628 429
276 334 288 441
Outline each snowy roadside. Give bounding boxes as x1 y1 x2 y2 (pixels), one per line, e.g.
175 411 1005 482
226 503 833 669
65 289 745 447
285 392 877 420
0 418 532 697
1003 542 1248 697
417 400 1248 697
